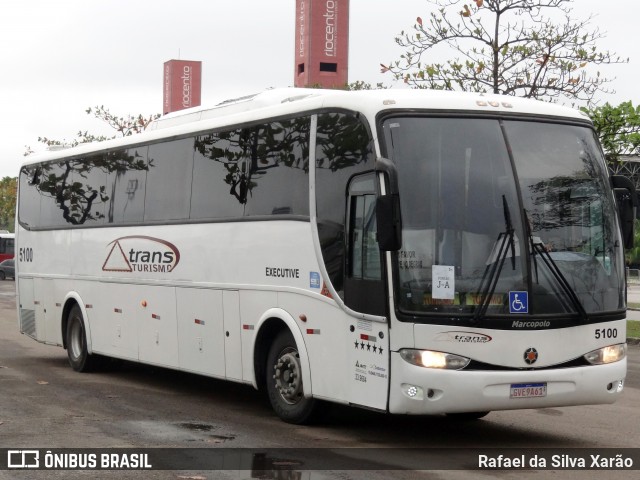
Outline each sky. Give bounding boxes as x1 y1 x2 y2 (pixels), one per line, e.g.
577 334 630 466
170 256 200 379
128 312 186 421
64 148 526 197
1 0 638 178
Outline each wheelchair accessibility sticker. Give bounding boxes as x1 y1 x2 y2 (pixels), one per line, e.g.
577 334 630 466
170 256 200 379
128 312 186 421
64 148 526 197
509 291 528 314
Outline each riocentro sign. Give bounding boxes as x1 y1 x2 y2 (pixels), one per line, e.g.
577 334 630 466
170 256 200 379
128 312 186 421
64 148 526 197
102 236 180 273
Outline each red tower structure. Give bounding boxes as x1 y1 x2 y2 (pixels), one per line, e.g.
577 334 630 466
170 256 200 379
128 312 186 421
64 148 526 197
163 60 202 115
294 0 349 88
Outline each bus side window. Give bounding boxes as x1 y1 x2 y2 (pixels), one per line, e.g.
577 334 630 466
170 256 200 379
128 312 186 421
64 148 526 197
18 166 42 229
244 118 310 217
106 147 148 224
315 111 375 299
145 139 194 221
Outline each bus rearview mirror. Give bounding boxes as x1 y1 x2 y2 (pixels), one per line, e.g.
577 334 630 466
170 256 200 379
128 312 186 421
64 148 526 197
376 194 402 251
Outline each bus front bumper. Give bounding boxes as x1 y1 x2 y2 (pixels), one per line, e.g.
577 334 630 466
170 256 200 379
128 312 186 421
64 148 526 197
388 352 626 415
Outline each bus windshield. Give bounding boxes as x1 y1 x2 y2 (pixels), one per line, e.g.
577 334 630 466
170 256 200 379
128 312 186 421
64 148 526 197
382 116 625 320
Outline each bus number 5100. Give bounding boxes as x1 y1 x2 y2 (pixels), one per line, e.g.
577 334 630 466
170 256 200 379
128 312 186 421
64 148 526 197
594 328 617 339
19 247 33 262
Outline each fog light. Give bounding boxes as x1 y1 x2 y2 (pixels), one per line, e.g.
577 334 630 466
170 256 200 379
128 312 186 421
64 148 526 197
610 380 624 393
401 383 424 400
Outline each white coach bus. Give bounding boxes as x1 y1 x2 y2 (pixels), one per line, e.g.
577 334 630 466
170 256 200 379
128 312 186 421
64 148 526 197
16 88 635 423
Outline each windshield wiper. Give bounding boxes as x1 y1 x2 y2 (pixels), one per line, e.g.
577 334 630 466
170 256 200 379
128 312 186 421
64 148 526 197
473 195 516 323
528 233 588 321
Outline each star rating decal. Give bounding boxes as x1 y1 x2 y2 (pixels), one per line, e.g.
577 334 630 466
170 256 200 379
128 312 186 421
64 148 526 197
354 340 384 354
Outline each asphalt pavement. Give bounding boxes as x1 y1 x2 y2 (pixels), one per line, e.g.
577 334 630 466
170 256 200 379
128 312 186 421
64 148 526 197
628 282 640 304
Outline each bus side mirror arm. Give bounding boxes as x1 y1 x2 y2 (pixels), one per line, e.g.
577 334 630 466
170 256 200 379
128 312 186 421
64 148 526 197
375 157 402 251
376 194 402 251
611 175 637 249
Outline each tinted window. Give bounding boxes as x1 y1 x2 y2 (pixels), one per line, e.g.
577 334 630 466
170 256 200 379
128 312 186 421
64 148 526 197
145 139 194 221
18 166 41 228
382 117 525 316
0 238 13 254
191 128 249 219
348 184 380 281
106 147 148 224
244 118 310 216
315 112 374 297
19 116 315 229
38 161 73 227
69 155 108 226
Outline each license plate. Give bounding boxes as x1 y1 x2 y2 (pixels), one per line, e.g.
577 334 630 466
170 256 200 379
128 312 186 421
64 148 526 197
510 382 547 399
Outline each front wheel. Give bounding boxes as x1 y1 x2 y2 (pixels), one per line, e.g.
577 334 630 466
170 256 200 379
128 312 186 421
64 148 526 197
266 330 318 424
66 304 98 372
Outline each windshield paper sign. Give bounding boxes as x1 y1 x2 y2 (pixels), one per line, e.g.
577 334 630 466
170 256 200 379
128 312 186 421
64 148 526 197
432 265 455 299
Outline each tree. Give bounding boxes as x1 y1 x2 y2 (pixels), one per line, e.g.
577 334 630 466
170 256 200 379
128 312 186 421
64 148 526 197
302 81 387 90
0 177 17 232
345 81 388 91
382 0 627 104
14 107 160 228
582 101 640 164
25 106 160 154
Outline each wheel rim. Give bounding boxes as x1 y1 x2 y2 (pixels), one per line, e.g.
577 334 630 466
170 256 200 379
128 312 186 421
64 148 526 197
69 317 84 361
272 348 303 405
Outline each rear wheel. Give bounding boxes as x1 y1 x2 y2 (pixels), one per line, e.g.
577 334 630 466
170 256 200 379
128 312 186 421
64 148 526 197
0 271 5 280
66 304 98 372
266 330 318 424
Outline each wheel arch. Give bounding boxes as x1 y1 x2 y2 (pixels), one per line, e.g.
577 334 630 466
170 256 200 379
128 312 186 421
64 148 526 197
61 292 93 354
251 308 312 397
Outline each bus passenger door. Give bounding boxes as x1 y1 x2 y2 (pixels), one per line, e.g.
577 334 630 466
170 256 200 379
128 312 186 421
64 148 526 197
345 173 390 411
345 173 386 315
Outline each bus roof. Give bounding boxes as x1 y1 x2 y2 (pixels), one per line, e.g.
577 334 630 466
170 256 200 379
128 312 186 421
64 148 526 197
149 87 589 130
20 88 590 168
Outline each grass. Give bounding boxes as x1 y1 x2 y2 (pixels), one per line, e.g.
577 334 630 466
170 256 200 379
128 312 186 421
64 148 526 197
628 301 640 338
628 320 640 339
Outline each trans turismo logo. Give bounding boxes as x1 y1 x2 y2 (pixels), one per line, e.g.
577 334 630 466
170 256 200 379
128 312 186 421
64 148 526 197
102 236 180 273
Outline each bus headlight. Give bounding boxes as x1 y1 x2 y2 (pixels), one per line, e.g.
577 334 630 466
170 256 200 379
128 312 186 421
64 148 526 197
400 349 470 370
583 343 627 365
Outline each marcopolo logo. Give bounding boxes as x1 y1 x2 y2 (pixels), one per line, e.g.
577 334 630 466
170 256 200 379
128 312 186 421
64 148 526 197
102 236 180 273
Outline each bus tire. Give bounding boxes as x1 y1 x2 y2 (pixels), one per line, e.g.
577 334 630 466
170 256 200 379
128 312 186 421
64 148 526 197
266 330 318 424
66 304 98 372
